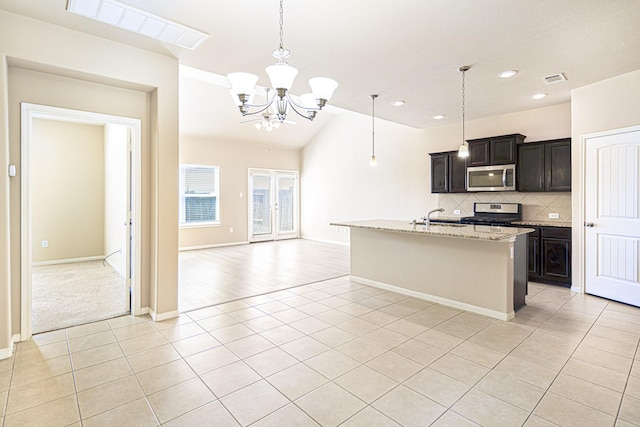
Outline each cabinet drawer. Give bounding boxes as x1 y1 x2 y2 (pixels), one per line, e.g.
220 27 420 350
541 227 571 239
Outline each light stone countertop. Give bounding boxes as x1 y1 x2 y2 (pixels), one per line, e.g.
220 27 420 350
331 219 535 241
512 220 572 228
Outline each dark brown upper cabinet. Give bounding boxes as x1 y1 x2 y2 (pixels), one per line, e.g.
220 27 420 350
517 138 571 192
429 151 467 193
430 152 449 193
467 134 526 166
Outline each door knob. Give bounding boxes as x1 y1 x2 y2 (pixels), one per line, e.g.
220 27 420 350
584 222 595 227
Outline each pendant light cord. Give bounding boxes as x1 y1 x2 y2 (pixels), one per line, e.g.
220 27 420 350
372 95 376 156
461 68 465 144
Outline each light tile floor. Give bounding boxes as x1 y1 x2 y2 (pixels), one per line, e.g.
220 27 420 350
1 278 639 426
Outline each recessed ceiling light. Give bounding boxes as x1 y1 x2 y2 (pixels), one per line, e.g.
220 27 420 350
498 70 518 78
67 0 208 50
391 100 405 106
433 115 445 120
531 93 547 100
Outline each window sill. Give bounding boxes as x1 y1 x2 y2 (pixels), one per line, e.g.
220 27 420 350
180 222 221 229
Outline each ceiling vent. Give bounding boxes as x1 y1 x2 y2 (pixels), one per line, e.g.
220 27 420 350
544 73 567 84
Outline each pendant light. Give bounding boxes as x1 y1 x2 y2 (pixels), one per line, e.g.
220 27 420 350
369 94 378 166
457 65 470 158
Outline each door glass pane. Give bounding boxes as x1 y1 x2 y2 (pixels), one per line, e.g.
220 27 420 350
252 175 272 235
278 176 295 233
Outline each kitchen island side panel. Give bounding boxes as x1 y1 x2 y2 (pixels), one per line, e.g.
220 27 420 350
349 227 515 319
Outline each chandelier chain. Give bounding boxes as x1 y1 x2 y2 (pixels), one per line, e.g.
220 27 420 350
372 96 376 154
278 0 284 50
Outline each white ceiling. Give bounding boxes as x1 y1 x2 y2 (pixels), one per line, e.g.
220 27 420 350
2 0 640 148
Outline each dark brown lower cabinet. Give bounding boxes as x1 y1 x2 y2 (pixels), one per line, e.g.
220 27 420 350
528 226 571 287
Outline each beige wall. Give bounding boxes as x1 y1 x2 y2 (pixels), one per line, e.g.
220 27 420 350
31 119 105 263
179 136 300 248
301 111 430 244
571 69 640 292
1 8 180 353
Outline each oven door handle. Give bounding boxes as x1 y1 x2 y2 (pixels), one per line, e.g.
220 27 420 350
502 169 507 188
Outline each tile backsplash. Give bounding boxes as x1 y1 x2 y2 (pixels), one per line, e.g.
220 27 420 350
438 192 572 222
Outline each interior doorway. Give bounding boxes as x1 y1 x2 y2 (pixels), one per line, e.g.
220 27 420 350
248 169 299 242
584 126 640 307
20 103 142 338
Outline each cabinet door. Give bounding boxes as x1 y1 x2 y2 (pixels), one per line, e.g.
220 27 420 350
449 152 467 193
430 153 449 193
490 136 517 165
468 140 490 166
518 143 545 192
545 139 571 191
541 237 571 284
528 233 540 278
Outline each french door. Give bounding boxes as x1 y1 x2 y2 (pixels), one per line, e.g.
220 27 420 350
248 169 299 242
585 127 640 307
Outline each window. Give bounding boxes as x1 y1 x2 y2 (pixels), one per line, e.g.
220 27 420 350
179 165 219 225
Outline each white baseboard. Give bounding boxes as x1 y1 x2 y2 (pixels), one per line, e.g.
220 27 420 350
148 308 179 322
0 333 20 360
300 235 350 246
33 255 104 267
179 241 250 251
351 275 514 322
571 285 582 294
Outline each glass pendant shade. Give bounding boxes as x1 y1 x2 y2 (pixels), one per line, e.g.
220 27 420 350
265 63 299 90
309 77 338 101
227 72 259 96
458 143 469 158
370 155 377 166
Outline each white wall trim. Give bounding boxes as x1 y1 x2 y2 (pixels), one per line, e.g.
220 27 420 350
32 256 104 267
0 337 14 360
20 102 143 339
179 241 249 251
351 275 514 321
148 308 179 322
300 235 350 246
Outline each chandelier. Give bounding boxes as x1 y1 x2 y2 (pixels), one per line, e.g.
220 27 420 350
226 0 338 123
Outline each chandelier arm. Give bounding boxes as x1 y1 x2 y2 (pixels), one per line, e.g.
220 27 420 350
237 91 278 116
284 98 316 121
287 95 323 112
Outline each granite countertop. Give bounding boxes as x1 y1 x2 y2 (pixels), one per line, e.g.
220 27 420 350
512 220 572 228
331 219 535 241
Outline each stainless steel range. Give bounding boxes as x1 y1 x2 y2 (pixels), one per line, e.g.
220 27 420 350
460 203 522 226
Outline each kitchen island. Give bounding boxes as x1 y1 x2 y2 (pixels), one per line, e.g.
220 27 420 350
331 219 534 321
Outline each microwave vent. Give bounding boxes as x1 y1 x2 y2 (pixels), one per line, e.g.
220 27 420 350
544 73 567 84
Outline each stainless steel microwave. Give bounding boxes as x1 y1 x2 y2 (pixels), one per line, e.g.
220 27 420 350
466 164 516 191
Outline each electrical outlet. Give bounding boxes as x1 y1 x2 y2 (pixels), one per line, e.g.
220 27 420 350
453 209 461 215
41 240 48 248
229 227 234 233
239 192 243 198
549 213 559 219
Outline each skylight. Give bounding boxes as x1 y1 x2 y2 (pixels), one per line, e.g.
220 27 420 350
66 0 209 50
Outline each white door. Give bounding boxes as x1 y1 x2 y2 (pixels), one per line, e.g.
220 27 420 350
585 128 640 307
248 169 299 242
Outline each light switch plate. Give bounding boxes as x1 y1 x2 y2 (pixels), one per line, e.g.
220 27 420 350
549 213 559 219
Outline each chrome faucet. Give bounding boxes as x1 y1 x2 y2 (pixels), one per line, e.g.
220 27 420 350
425 208 445 225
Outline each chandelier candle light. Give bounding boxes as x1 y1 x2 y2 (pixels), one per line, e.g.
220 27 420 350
457 65 471 158
226 0 338 123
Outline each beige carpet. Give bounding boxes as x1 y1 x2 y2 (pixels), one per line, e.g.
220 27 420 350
32 260 129 334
